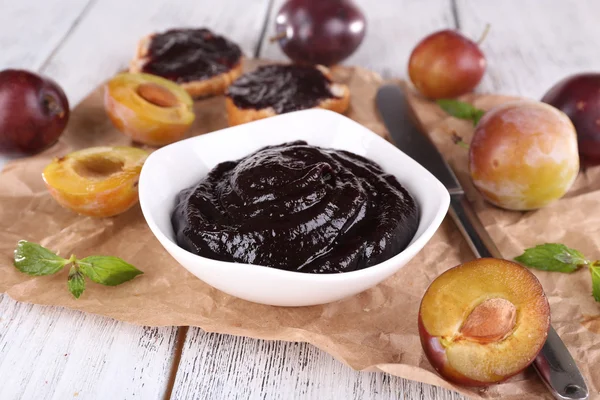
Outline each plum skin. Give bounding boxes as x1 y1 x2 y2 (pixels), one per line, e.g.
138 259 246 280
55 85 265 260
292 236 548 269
408 30 486 99
418 317 497 386
542 73 600 167
469 101 579 210
42 147 148 217
418 315 548 386
418 259 550 386
0 69 69 154
274 0 367 66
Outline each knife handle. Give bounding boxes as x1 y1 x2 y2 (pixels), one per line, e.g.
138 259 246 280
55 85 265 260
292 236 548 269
448 195 589 400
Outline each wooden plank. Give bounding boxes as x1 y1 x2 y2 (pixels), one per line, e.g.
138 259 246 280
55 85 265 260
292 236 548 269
42 0 274 106
172 330 464 400
173 1 463 399
0 0 267 398
0 0 93 71
0 297 179 399
1 2 176 400
259 0 457 79
455 0 600 98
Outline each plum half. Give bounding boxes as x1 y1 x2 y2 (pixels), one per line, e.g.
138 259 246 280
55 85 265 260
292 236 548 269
542 73 600 167
43 146 148 217
419 258 550 386
104 73 195 146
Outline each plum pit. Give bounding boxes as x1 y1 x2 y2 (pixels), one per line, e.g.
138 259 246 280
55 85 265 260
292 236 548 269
459 298 517 344
136 82 179 108
72 155 125 179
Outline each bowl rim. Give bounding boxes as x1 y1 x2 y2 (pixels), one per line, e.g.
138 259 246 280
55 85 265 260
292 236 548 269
139 109 450 282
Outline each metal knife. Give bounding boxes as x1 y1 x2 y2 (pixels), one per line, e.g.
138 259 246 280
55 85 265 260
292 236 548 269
375 84 588 400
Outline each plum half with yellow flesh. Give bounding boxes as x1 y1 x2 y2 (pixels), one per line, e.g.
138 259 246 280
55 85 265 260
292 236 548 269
418 258 550 386
43 146 148 217
104 73 195 146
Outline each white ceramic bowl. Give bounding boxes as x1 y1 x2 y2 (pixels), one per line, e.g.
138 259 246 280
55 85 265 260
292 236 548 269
139 109 449 307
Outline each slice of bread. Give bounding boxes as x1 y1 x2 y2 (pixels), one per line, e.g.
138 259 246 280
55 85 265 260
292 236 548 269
130 32 243 98
225 65 350 126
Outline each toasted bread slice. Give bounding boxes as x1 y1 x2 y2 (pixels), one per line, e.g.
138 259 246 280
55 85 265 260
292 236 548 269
130 30 243 97
225 65 350 126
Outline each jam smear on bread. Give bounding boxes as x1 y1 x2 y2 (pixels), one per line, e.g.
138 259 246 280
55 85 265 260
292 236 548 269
226 64 341 114
140 28 242 83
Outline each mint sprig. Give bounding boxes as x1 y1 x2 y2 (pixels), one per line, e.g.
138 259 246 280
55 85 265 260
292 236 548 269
515 243 600 302
13 240 143 299
437 99 485 126
14 241 71 275
78 256 142 286
591 262 600 302
515 243 587 273
68 265 86 299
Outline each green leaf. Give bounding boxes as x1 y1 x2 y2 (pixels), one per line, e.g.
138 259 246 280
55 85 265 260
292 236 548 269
591 262 600 302
437 99 486 126
13 240 69 276
78 256 143 286
471 110 485 126
68 265 85 299
514 243 589 273
554 250 589 266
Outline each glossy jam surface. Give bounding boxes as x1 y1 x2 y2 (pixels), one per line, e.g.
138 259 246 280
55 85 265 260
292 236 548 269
226 65 338 114
141 28 242 83
172 141 419 274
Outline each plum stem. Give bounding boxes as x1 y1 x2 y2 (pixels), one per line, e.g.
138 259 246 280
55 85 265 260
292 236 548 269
476 24 491 46
44 95 65 118
451 132 470 150
269 32 287 43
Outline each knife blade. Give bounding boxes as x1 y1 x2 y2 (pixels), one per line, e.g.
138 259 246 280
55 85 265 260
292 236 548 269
376 83 588 400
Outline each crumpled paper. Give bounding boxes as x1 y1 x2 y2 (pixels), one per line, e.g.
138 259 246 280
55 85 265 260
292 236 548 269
1 59 598 399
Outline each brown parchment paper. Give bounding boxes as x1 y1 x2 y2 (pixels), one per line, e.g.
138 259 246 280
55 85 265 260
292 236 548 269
1 59 599 399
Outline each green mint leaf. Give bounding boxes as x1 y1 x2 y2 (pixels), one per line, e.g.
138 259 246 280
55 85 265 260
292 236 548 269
554 250 589 266
472 109 485 125
78 256 143 286
591 262 600 302
437 99 486 126
515 243 589 273
68 265 85 299
14 240 69 276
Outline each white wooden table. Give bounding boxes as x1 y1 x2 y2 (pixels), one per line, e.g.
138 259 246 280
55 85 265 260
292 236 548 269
1 0 599 398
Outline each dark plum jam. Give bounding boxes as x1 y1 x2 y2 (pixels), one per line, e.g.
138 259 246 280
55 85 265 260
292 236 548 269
172 141 418 273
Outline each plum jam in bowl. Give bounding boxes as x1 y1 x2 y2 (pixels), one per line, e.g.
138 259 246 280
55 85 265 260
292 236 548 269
139 109 449 306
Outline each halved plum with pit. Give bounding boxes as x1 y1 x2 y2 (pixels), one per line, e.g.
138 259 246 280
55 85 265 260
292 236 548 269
43 146 148 217
419 258 550 385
